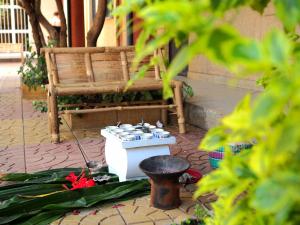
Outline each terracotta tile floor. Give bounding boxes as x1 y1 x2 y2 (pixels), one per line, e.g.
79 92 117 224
0 62 214 224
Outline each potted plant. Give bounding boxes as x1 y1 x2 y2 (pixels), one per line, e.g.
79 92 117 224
18 49 47 99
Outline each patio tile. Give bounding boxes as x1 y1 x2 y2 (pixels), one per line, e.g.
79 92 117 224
154 219 173 225
164 208 187 220
59 215 82 225
121 211 152 224
147 210 170 221
100 214 126 225
80 212 111 225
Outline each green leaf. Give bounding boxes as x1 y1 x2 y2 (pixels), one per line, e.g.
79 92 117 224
250 177 294 214
199 126 227 151
17 211 65 225
263 30 292 67
274 0 300 31
250 0 270 14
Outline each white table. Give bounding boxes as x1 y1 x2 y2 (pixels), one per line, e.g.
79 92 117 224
101 129 176 181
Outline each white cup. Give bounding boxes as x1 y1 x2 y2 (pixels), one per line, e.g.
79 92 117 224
133 130 144 140
122 134 135 141
159 131 170 138
142 133 153 140
124 127 135 132
120 124 133 129
148 125 156 131
152 128 164 138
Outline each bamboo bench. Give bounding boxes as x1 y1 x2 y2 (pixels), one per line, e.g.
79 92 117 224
0 43 24 63
42 46 186 143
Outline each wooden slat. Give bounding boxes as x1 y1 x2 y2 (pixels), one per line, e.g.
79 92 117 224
91 52 121 61
105 46 135 52
92 57 124 81
55 53 88 84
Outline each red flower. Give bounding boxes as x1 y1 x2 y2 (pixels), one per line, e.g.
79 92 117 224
65 172 78 183
64 170 96 190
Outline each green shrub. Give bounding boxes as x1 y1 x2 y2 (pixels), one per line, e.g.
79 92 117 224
114 0 300 224
18 51 48 90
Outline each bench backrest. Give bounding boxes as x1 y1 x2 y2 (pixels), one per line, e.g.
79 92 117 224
43 46 162 86
0 43 23 53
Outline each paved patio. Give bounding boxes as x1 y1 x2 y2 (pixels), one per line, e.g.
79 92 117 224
0 62 215 225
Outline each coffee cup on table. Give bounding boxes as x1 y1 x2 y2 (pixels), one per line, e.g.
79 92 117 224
148 125 156 131
133 130 144 140
142 133 153 140
124 127 135 132
122 134 135 141
159 131 170 138
120 124 133 129
152 128 164 138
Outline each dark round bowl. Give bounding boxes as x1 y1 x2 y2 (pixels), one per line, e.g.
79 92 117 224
139 155 190 178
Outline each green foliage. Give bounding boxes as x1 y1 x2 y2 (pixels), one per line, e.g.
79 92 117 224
18 51 48 91
114 0 300 225
0 168 150 225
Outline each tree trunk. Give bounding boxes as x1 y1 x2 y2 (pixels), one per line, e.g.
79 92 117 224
37 23 46 47
55 0 67 47
34 0 59 45
17 0 44 54
86 0 107 47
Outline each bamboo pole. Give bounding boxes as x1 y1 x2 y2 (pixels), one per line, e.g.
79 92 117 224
157 48 167 73
174 82 186 134
154 49 161 80
49 92 60 143
58 100 164 108
60 104 177 115
45 53 54 87
51 54 60 84
47 91 52 134
41 47 106 54
120 51 130 81
161 100 168 125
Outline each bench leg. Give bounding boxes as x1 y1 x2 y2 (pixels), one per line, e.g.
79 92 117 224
49 92 60 143
161 100 168 125
47 91 52 135
174 82 186 134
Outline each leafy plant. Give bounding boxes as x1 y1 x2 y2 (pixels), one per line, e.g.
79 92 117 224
114 0 300 225
0 168 150 225
18 49 48 90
